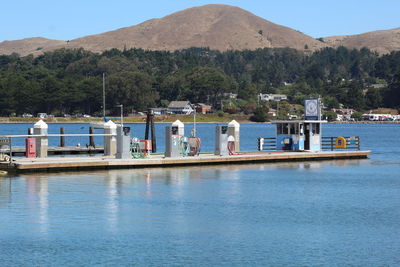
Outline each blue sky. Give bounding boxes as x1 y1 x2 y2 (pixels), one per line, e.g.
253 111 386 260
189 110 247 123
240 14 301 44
1 0 399 42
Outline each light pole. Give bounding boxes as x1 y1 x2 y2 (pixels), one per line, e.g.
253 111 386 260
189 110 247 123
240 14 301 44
192 106 197 137
115 104 123 126
103 73 106 118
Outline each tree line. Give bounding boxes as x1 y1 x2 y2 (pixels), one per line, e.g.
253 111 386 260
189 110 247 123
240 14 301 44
0 46 399 116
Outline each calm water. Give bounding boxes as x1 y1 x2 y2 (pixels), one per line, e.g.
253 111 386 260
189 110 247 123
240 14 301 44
1 123 400 266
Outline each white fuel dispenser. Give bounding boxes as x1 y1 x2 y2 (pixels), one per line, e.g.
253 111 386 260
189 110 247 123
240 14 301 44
215 125 229 156
116 126 131 159
165 126 181 157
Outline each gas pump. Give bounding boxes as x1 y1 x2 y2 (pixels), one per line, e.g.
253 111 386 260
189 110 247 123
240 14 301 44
215 125 229 156
165 126 180 157
116 126 131 159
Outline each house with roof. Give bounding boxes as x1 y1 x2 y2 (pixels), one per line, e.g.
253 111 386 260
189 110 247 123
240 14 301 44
258 93 287 102
195 103 212 114
167 101 194 115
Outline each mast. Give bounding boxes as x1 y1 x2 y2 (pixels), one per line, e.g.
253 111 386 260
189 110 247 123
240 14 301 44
102 73 106 118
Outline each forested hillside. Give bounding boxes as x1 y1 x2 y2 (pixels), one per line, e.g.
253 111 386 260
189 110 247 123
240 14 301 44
0 47 399 116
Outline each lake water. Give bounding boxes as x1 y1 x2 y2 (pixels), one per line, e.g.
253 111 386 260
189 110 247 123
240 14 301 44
1 123 400 266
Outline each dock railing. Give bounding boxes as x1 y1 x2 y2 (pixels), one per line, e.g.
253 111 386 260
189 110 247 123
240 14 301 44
0 133 116 158
0 137 12 161
257 137 277 151
321 136 360 151
258 136 361 151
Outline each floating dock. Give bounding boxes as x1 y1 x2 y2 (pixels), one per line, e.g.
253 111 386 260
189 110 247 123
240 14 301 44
2 146 104 156
0 150 370 173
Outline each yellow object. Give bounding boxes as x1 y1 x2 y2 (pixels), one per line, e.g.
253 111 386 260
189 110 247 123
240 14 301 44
335 136 347 149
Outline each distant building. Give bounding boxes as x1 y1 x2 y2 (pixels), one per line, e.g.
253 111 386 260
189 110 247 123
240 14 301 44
223 92 238 99
167 101 194 115
362 113 396 121
268 108 277 117
258 93 287 102
37 113 48 119
332 108 355 121
370 83 386 89
195 103 212 114
152 108 168 115
332 108 355 115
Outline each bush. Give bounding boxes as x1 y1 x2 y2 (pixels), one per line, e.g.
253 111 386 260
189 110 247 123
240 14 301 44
217 110 224 117
323 110 338 121
223 105 240 114
249 107 268 122
351 112 363 121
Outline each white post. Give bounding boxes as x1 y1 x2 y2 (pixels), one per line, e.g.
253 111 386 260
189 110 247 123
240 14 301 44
228 120 240 152
33 120 48 158
104 120 117 156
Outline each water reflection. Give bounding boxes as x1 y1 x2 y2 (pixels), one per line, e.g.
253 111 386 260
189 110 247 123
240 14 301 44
25 175 49 236
0 158 367 234
104 172 122 232
0 177 12 206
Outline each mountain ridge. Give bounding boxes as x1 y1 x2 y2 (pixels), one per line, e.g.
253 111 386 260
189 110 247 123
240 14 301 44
0 4 398 56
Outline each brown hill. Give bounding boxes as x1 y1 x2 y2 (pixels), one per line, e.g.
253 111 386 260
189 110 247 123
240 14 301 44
324 28 400 54
0 4 327 56
62 4 327 53
0 37 63 56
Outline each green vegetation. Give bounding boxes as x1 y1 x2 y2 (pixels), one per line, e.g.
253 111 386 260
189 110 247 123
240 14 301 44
351 112 363 121
0 46 399 117
323 110 338 121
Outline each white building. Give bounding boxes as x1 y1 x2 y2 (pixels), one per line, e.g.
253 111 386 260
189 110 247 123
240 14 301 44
167 101 194 115
258 94 287 102
362 113 396 121
223 92 238 99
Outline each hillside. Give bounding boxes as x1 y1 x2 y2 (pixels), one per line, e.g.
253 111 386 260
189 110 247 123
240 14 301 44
1 5 399 56
324 28 400 54
62 4 327 53
0 5 327 56
0 37 64 56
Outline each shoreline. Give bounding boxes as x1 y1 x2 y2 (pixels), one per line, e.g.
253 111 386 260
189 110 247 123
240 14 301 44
0 119 399 124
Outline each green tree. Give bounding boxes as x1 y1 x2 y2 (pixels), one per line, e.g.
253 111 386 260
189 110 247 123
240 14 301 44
323 110 338 121
351 112 363 121
108 71 159 112
183 67 237 109
250 103 269 122
276 101 290 119
384 72 400 108
365 88 383 109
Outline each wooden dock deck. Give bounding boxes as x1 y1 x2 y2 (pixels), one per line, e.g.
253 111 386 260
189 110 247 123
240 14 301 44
0 150 371 173
1 146 104 156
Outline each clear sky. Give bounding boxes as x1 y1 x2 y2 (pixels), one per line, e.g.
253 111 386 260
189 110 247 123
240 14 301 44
1 0 399 42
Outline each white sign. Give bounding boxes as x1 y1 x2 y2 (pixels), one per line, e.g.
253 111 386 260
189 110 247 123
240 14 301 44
305 99 319 119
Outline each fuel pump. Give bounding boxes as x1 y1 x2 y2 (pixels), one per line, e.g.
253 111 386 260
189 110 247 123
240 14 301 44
116 126 131 159
130 137 144 159
180 136 190 157
165 126 181 157
215 125 229 156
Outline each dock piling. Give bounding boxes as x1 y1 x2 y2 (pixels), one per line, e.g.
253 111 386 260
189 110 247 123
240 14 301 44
60 127 65 147
89 127 95 147
145 109 157 153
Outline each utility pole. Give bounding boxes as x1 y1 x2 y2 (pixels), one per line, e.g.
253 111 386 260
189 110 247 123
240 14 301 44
192 105 197 137
115 104 123 126
103 73 106 118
